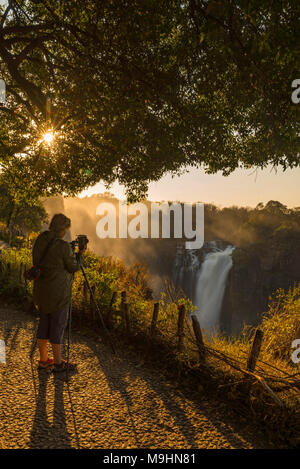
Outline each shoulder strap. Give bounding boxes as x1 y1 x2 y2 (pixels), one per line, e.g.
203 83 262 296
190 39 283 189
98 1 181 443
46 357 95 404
38 237 56 267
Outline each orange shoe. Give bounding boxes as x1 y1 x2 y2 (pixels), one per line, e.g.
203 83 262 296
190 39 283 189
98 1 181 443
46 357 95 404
38 358 54 369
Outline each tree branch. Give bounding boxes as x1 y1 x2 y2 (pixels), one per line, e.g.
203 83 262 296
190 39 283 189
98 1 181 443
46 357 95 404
0 0 13 29
6 85 40 124
0 41 47 115
1 22 54 36
14 34 55 65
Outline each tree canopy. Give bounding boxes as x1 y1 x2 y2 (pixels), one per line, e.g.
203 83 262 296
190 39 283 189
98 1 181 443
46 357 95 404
0 172 48 243
0 0 299 200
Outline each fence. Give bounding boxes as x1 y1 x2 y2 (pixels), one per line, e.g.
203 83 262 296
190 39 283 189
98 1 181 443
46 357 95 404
75 282 299 410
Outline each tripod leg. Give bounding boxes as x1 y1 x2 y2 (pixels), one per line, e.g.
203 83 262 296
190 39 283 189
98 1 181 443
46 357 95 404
66 274 74 380
30 331 37 361
80 265 116 354
66 302 72 381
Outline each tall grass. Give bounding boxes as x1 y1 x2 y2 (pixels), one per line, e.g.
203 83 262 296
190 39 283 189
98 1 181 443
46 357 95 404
261 285 300 360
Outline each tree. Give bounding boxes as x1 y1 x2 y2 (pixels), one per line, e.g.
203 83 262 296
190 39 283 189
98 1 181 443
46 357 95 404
239 199 300 244
0 0 299 201
0 171 48 243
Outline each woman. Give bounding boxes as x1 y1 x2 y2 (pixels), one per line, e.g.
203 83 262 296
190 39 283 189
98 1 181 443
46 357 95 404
33 213 84 371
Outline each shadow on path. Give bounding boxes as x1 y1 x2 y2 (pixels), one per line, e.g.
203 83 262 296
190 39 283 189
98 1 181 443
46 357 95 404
29 370 77 449
86 339 201 447
84 336 259 449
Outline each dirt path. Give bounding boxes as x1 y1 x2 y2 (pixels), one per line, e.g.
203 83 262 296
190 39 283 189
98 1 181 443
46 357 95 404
0 307 268 449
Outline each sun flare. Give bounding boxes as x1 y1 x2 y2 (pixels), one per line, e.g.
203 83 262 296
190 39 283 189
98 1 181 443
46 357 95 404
43 130 54 145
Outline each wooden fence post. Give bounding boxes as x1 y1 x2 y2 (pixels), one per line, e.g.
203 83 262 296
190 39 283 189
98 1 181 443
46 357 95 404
124 303 131 334
150 302 159 337
19 263 23 283
90 285 96 320
247 328 263 372
24 264 28 290
177 304 185 352
121 291 127 306
107 291 117 328
191 315 206 361
120 291 127 325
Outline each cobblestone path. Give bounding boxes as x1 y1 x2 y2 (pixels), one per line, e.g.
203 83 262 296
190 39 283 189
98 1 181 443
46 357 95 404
0 307 268 449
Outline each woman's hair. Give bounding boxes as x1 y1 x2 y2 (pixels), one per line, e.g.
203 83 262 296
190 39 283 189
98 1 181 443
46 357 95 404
49 213 71 234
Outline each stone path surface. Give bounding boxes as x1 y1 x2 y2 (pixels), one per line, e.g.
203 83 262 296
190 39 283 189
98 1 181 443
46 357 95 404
0 307 268 449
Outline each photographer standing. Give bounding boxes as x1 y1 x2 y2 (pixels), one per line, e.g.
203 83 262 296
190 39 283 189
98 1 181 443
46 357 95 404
33 213 84 372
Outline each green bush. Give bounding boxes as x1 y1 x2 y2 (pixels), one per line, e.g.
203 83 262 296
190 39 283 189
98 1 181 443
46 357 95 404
0 245 32 299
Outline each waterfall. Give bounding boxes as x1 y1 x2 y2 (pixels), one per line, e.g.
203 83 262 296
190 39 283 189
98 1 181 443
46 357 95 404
173 245 200 300
173 242 234 333
194 245 234 332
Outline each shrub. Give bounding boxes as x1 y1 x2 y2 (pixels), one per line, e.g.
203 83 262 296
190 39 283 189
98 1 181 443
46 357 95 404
261 284 300 360
0 245 32 299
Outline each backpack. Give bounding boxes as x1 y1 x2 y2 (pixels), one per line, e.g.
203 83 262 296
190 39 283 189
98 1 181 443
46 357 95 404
24 238 55 281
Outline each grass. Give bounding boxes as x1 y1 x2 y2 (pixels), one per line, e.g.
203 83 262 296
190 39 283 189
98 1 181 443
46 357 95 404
261 285 300 360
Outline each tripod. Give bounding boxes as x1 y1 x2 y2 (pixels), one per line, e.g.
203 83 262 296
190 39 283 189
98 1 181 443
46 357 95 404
65 260 116 379
79 264 116 354
66 274 74 382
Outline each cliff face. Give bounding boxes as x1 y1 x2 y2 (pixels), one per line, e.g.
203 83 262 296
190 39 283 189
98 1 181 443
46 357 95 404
221 231 300 335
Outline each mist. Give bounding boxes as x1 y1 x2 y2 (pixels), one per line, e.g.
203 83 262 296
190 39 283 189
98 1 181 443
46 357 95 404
43 194 300 302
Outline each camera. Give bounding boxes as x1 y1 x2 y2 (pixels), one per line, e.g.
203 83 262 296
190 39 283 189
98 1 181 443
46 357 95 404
70 234 89 252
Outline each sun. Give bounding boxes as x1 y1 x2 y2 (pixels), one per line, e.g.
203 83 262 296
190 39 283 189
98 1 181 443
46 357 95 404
43 130 54 145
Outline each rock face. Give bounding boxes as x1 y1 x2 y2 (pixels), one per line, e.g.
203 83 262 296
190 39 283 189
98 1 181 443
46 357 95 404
220 231 300 336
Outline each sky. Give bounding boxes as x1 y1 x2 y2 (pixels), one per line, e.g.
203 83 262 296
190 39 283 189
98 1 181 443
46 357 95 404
79 166 300 208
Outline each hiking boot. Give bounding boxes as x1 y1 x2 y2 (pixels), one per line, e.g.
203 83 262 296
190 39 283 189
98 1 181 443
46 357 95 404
53 360 77 373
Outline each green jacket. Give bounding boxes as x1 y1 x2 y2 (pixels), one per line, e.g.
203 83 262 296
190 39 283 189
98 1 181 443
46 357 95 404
33 230 81 315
